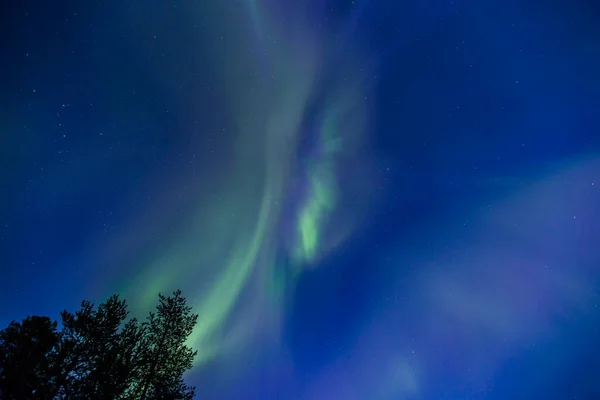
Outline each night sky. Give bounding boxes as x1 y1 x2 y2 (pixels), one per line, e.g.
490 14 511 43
2 0 600 399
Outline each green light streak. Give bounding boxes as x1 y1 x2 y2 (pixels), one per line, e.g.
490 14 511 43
113 0 374 368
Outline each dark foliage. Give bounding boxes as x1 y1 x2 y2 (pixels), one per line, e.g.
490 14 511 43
0 291 198 400
0 316 59 399
136 290 198 400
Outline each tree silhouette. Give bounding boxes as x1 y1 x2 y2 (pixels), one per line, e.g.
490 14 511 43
136 290 198 400
0 316 59 399
56 295 143 399
0 290 198 400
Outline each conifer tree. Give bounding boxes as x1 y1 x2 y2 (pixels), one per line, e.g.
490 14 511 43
136 289 198 400
57 295 140 399
0 316 59 399
0 290 198 399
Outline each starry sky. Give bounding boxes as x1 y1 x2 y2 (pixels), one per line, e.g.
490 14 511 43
2 0 600 399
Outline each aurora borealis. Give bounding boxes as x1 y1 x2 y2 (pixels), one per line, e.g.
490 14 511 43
3 0 600 399
115 0 380 368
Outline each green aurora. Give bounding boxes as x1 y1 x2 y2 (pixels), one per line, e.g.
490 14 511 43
117 1 377 367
